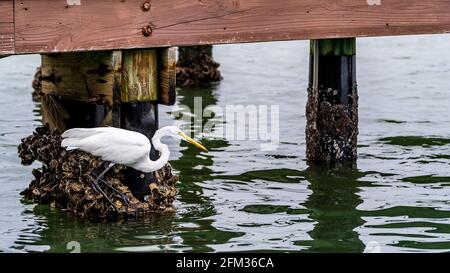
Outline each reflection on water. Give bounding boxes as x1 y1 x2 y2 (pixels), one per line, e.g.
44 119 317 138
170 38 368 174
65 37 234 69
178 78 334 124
2 35 450 252
295 167 367 253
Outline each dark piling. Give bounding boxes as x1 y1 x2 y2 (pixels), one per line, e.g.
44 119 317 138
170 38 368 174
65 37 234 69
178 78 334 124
118 49 160 201
306 38 358 165
119 101 159 200
176 45 222 87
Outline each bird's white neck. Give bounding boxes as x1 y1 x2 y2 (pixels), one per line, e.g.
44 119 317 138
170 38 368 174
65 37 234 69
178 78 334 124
138 129 170 173
151 135 170 169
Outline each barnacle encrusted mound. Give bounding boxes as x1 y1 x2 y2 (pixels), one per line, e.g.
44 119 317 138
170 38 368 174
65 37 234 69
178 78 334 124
176 46 222 87
18 125 178 219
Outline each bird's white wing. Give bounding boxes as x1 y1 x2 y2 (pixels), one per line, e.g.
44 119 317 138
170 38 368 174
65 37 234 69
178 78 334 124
62 127 126 139
62 127 103 138
61 127 151 166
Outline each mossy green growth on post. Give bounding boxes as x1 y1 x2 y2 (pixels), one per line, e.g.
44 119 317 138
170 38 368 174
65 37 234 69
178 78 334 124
121 49 158 102
310 38 356 56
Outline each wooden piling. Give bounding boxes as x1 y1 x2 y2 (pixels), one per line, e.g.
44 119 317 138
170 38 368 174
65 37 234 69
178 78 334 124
39 48 176 200
306 38 358 164
121 49 158 102
158 48 177 105
40 52 115 131
176 45 222 87
117 49 159 201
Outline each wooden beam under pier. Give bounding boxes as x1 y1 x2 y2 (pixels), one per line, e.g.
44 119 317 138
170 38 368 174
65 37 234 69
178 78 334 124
0 0 14 55
4 0 450 56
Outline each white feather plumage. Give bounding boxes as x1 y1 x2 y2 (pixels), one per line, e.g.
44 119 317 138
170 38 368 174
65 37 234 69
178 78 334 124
61 126 207 173
61 127 170 173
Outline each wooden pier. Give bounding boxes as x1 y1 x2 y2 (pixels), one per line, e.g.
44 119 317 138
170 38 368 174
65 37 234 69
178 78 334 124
2 0 450 55
2 0 450 183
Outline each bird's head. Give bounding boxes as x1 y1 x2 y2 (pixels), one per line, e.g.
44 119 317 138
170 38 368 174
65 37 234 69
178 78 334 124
161 126 208 152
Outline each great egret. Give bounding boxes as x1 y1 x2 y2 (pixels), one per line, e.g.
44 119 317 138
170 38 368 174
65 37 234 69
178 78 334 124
61 126 207 213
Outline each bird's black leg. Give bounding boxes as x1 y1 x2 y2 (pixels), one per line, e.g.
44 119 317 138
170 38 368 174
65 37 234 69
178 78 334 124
96 162 115 181
97 177 136 209
92 162 121 214
92 179 121 214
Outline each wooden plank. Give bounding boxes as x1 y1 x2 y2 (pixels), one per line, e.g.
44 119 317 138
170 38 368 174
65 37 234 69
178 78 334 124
0 0 14 55
0 0 13 23
158 48 176 106
41 94 71 132
0 23 14 55
111 50 122 128
121 49 158 102
14 0 450 54
41 52 115 106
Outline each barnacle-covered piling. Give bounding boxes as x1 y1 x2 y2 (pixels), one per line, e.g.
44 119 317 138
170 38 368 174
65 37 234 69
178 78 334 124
306 38 358 165
31 66 42 102
176 45 222 87
18 125 178 219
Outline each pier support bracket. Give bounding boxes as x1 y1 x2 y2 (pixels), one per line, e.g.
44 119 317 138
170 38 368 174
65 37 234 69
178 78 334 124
306 38 358 165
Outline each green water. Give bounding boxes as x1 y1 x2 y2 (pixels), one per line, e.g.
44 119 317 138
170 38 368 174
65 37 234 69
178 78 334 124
2 36 450 252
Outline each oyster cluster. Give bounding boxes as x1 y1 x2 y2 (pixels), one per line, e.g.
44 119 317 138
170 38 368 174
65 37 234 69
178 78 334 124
176 48 222 87
18 125 178 219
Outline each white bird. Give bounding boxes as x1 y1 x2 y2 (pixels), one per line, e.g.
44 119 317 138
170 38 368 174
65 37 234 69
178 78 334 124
60 126 207 212
62 125 207 172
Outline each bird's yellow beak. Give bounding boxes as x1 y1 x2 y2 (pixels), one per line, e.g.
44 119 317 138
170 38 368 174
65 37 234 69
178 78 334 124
179 132 208 152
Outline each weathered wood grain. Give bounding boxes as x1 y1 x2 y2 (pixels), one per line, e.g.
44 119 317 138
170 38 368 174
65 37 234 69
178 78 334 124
121 49 158 102
111 50 122 128
0 0 14 55
14 0 450 54
158 48 176 106
41 52 115 106
0 0 12 22
41 94 71 132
